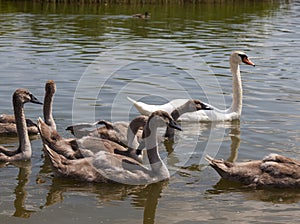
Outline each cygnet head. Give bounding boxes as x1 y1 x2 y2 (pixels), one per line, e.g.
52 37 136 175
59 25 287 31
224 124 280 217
148 110 182 131
13 88 43 105
45 80 56 96
231 51 255 66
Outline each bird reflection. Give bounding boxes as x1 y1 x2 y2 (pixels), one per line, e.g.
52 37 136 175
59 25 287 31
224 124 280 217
226 120 241 162
42 178 167 224
208 178 300 204
143 182 167 224
164 138 175 155
13 162 36 218
38 154 168 224
164 121 240 176
2 161 37 218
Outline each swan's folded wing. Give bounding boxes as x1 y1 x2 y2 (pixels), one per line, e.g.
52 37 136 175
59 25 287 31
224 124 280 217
92 151 150 184
261 161 300 179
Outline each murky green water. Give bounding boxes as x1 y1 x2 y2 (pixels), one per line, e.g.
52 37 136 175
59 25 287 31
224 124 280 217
0 1 299 223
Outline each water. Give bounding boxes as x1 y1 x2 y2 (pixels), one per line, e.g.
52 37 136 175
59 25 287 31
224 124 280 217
0 1 299 223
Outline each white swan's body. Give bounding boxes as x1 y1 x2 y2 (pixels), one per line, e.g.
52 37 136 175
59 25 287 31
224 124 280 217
128 51 255 122
43 111 182 184
0 89 42 162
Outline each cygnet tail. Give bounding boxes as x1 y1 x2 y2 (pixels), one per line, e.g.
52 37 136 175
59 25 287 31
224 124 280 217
43 144 65 171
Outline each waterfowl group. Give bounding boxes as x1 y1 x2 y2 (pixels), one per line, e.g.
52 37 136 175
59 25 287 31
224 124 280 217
38 99 212 163
0 51 298 189
38 116 145 162
0 80 55 162
43 110 182 184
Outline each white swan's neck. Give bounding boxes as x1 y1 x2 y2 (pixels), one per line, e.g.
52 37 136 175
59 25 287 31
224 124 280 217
145 124 169 178
13 98 31 159
229 61 242 116
43 92 56 130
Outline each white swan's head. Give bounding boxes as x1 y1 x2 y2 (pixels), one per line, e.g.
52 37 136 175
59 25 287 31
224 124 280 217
181 99 213 112
231 51 255 66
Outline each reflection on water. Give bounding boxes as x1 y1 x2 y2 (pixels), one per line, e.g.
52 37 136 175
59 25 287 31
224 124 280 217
8 155 168 223
0 0 299 223
0 111 244 222
4 152 169 223
208 178 300 204
226 120 241 163
12 162 35 218
0 161 36 218
23 156 168 223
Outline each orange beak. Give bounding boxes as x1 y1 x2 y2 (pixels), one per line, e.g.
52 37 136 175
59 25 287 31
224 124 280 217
242 57 255 66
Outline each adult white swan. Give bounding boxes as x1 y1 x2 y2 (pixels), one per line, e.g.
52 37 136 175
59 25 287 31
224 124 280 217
127 51 255 122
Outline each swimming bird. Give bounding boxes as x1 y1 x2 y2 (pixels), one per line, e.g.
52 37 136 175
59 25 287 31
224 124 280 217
0 116 38 136
38 80 100 159
0 109 39 136
0 89 43 162
132 12 150 19
43 110 182 184
206 153 300 188
127 51 255 122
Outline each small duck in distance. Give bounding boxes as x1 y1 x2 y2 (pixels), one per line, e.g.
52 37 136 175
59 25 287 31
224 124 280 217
132 11 150 19
206 153 300 188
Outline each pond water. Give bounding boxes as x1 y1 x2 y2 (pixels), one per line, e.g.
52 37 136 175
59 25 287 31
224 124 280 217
0 1 299 223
